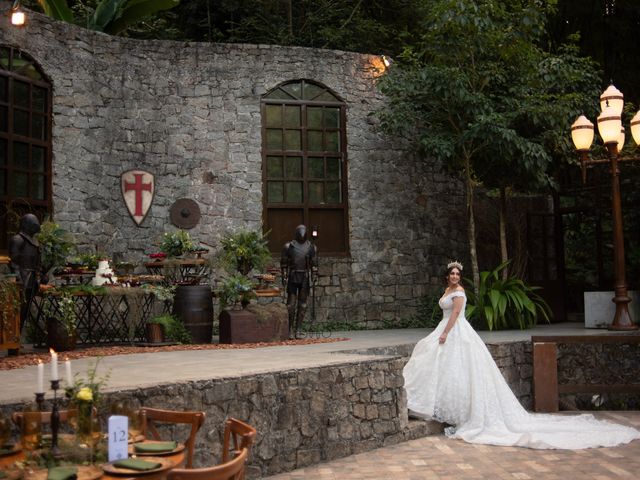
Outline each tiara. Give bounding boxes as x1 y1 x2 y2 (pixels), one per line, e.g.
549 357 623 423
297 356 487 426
447 260 463 271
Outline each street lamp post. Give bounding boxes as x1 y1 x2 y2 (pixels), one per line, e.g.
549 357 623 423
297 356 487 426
571 85 640 331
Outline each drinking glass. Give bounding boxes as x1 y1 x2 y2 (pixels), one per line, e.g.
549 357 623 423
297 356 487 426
109 400 142 441
0 412 11 447
20 411 42 452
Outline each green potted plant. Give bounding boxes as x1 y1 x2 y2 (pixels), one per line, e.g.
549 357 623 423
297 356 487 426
43 289 77 351
37 221 76 280
466 261 552 330
220 230 272 275
160 230 195 258
145 314 192 344
217 274 263 344
216 273 256 310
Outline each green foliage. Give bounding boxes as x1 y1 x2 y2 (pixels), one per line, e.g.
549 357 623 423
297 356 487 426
465 261 552 330
215 273 256 310
148 313 191 344
65 357 111 408
395 291 443 329
0 279 20 327
35 0 180 35
36 221 76 275
141 284 176 302
43 289 77 335
220 229 272 275
160 230 194 258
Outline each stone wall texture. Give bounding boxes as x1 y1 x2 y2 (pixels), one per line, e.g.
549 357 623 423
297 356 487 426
0 8 468 325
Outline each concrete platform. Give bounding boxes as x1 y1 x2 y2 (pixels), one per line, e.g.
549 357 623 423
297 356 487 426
0 322 633 405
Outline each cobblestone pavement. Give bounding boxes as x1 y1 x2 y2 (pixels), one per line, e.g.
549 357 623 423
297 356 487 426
266 412 640 480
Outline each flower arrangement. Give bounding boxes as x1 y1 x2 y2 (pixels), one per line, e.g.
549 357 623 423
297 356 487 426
215 273 256 310
160 230 195 258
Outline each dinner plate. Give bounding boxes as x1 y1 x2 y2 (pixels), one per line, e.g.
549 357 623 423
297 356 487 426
129 441 185 457
0 444 21 458
28 465 103 480
102 456 173 476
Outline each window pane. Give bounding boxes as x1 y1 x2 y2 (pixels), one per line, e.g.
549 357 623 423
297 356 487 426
0 48 9 69
33 146 45 172
265 105 282 127
285 157 302 178
284 106 300 127
264 89 294 100
266 129 282 149
0 106 6 132
0 139 6 166
13 142 29 169
13 81 29 108
267 156 283 178
282 82 302 99
33 86 47 112
326 158 340 179
284 130 301 150
32 114 46 140
307 131 323 152
32 174 45 200
268 181 284 202
326 182 341 203
309 182 324 203
317 91 339 102
326 131 340 152
13 172 28 197
285 182 302 203
0 77 6 102
308 157 324 178
303 83 324 100
307 107 323 128
325 108 340 128
0 169 5 195
14 109 29 136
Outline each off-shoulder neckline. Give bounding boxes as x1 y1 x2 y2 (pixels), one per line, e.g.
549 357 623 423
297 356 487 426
440 289 466 300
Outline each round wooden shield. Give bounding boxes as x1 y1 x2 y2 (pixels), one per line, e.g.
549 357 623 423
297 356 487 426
169 198 201 229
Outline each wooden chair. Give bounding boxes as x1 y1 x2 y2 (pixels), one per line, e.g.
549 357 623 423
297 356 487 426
222 418 257 463
167 447 248 480
139 407 205 468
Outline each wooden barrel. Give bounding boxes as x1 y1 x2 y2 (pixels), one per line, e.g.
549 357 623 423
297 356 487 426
172 285 213 343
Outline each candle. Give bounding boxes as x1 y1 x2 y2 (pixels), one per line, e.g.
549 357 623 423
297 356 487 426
65 359 72 385
50 349 58 381
36 361 44 394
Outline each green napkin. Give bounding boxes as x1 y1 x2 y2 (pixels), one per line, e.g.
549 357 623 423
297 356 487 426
133 441 177 453
47 466 78 480
0 447 13 455
0 471 7 479
113 458 162 471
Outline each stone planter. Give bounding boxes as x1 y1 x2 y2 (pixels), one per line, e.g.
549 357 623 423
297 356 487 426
219 303 288 344
584 291 640 328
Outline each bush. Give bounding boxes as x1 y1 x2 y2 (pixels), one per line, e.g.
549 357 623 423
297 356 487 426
148 314 191 344
466 261 552 330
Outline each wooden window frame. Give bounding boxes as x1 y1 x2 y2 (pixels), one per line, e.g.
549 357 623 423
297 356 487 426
0 46 53 253
261 80 349 256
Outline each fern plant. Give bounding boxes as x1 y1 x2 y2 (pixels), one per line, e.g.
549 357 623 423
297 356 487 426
466 261 552 330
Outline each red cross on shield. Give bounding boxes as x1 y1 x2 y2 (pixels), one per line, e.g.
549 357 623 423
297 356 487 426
121 169 155 226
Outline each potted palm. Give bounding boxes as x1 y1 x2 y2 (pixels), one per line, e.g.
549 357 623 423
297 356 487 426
216 274 260 344
220 230 271 275
44 289 77 352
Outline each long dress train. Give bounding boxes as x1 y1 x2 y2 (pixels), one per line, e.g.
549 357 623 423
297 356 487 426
402 290 640 449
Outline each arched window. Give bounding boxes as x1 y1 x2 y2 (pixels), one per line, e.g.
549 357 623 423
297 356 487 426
262 80 349 255
0 46 52 252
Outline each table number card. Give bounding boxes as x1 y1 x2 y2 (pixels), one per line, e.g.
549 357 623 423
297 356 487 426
108 415 129 462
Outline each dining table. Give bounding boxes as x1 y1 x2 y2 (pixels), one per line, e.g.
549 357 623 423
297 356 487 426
0 442 186 480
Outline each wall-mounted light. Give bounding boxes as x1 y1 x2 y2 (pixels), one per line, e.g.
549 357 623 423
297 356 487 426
9 1 25 26
381 55 393 68
311 226 318 240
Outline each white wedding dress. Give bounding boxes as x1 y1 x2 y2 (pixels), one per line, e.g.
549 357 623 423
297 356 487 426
403 290 640 449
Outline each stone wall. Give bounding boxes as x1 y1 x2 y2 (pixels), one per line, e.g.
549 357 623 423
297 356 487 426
0 7 468 325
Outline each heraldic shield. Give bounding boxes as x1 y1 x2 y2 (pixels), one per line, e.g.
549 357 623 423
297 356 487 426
121 169 155 226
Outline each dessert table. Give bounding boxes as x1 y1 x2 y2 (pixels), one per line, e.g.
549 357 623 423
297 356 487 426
28 287 160 346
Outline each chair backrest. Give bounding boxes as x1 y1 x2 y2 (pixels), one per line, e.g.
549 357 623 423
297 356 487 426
139 407 205 469
167 447 248 480
222 418 257 463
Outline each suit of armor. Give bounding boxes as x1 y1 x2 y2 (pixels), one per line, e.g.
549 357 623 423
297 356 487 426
280 225 317 338
8 213 42 332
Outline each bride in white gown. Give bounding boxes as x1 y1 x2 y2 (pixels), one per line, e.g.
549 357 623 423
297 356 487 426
403 261 640 449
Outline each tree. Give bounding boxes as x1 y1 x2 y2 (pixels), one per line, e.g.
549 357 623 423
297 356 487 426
377 0 600 291
32 0 179 35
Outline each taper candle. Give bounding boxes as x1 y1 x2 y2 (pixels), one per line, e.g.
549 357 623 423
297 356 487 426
65 359 72 385
50 350 58 380
36 361 44 394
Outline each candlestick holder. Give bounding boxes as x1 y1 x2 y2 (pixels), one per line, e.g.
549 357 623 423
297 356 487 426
35 392 45 411
49 379 62 458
